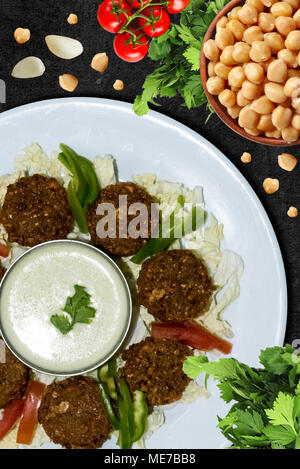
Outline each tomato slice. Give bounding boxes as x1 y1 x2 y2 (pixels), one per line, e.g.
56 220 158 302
151 320 232 355
0 400 24 441
0 243 10 258
16 381 46 445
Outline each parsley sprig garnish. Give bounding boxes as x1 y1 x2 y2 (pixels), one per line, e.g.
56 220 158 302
51 285 96 335
133 0 231 117
183 344 300 449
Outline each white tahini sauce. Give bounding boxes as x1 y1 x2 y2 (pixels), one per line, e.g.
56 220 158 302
0 242 130 374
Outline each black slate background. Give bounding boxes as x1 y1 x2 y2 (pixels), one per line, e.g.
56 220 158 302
0 0 299 345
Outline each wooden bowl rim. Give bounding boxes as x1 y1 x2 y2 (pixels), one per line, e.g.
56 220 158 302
199 0 300 147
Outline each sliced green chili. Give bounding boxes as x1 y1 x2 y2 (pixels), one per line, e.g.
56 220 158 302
67 182 88 233
98 364 118 401
116 377 135 438
132 390 148 443
117 396 132 449
98 382 120 430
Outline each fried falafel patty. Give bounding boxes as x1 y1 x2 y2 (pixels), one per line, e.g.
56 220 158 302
87 182 157 257
1 174 73 247
121 337 191 406
137 250 215 322
0 345 29 409
38 376 112 449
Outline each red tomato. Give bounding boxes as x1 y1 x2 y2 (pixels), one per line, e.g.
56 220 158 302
167 0 191 14
151 320 232 355
0 400 24 441
0 243 10 258
114 30 149 62
97 0 132 33
16 381 46 445
138 6 170 37
132 0 151 7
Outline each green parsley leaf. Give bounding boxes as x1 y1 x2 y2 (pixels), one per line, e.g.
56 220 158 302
51 285 96 335
265 392 297 434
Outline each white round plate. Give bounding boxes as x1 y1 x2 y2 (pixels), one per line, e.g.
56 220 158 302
0 98 287 449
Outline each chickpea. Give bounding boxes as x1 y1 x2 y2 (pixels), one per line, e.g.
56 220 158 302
241 80 263 99
244 62 265 83
208 61 217 77
292 113 300 129
291 96 300 111
275 16 296 36
238 105 260 127
215 28 235 50
218 89 236 108
257 114 276 130
228 66 245 88
203 40 220 61
237 89 252 106
288 68 300 78
251 95 276 113
281 97 292 106
206 76 226 95
250 41 272 62
285 30 300 50
238 5 258 25
228 6 242 19
258 13 276 31
260 57 276 72
214 62 233 79
270 2 293 16
283 77 300 97
261 0 278 6
227 19 246 41
293 9 300 27
244 127 262 135
216 17 229 30
227 105 242 118
285 0 299 9
243 25 264 44
264 32 285 53
265 129 282 137
220 45 238 65
272 104 292 128
267 58 288 82
277 48 298 67
247 0 265 12
265 82 287 102
281 126 300 142
232 42 251 62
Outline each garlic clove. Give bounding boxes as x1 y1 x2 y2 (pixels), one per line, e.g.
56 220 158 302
45 35 83 59
11 56 45 79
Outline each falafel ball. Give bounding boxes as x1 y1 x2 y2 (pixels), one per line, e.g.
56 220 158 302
87 182 157 257
38 376 112 449
137 250 215 322
0 345 29 409
122 337 191 406
1 174 73 247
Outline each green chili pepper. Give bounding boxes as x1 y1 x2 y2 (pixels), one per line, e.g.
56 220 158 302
98 382 120 430
59 144 89 206
116 377 135 438
131 205 206 264
132 391 148 443
77 155 100 208
98 364 118 401
117 396 132 449
67 182 89 233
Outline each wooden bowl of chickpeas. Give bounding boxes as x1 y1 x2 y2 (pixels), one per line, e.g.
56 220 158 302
200 0 300 145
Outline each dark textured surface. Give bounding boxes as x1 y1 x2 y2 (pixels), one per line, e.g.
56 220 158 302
0 0 299 344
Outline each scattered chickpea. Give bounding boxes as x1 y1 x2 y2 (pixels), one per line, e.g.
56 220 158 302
216 16 229 29
67 13 78 25
113 79 124 90
244 127 262 135
293 9 300 27
14 27 30 44
287 206 298 217
237 89 252 106
91 53 109 73
218 89 236 107
59 74 78 92
263 177 279 194
278 152 297 170
241 151 252 162
265 129 282 137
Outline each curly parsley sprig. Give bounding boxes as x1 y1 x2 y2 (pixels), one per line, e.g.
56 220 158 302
133 0 231 116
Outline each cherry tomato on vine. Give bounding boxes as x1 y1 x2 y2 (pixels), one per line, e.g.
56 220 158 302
97 0 132 33
114 30 149 62
131 0 151 7
167 0 191 14
138 6 170 38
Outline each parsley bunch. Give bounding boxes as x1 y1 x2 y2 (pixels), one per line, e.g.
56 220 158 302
183 345 300 449
133 0 230 116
